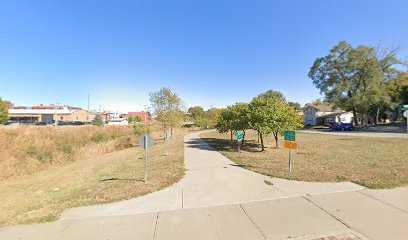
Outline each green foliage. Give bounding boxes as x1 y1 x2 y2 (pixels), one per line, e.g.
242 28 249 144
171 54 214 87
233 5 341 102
92 114 104 126
386 72 408 106
257 90 287 102
150 88 185 132
288 101 302 110
205 107 224 128
0 98 9 125
194 117 210 128
216 103 249 140
134 116 143 122
248 91 303 150
308 41 403 124
215 90 302 151
91 132 108 142
128 116 142 123
133 123 150 136
188 106 205 120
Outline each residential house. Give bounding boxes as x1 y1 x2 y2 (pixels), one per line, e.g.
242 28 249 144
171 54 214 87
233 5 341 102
303 104 353 126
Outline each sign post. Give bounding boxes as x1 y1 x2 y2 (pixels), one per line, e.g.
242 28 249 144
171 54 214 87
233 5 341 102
403 110 408 134
284 131 296 172
235 131 244 152
164 131 171 156
403 105 408 134
138 134 154 183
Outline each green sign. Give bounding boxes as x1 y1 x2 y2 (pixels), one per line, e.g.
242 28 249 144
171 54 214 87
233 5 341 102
284 131 296 141
235 131 244 139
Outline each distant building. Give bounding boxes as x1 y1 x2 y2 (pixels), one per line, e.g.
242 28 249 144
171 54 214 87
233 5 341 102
128 111 150 122
8 106 90 123
89 111 114 123
303 104 353 126
107 118 129 126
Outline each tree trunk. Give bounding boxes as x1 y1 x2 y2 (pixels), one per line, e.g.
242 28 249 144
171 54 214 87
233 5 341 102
257 132 260 143
352 106 358 126
273 132 278 148
259 132 265 151
375 107 380 125
171 127 173 135
230 130 233 141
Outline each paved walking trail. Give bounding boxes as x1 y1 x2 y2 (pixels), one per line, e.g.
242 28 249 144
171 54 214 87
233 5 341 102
1 131 407 240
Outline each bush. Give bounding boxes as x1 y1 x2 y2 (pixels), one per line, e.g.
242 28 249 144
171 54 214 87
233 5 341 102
133 123 150 136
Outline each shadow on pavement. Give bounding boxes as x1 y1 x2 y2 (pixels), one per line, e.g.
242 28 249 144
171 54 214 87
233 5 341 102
99 177 143 182
186 139 217 151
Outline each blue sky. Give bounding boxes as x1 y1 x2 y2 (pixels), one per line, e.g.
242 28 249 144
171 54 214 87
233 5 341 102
1 0 407 112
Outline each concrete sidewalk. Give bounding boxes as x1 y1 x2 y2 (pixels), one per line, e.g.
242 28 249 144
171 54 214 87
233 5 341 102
2 191 407 240
59 131 363 219
0 131 407 240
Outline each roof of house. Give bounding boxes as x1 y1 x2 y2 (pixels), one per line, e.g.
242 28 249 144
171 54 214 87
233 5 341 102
8 109 82 115
304 104 335 112
316 111 351 118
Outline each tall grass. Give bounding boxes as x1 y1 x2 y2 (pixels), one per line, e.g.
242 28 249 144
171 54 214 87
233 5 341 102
0 126 136 180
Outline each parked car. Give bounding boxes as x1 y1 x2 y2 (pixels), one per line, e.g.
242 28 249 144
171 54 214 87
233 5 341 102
35 122 47 126
57 121 68 126
329 123 355 131
4 120 15 125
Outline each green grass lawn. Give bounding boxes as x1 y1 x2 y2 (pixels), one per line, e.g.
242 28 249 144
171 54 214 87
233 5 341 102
201 130 408 189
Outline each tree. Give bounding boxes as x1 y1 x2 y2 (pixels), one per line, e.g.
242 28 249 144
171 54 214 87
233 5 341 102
216 103 249 142
187 106 205 120
257 90 287 102
0 98 9 124
194 117 210 128
92 114 104 126
216 108 235 140
288 101 302 110
308 41 402 125
134 116 143 123
386 72 408 111
205 107 224 128
150 88 185 135
128 116 134 123
248 91 303 150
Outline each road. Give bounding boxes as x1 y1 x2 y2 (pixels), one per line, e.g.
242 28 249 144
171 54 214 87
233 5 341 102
300 129 408 138
0 131 407 240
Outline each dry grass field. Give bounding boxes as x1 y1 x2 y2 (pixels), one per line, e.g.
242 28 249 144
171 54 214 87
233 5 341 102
201 130 408 189
0 126 135 180
0 125 188 227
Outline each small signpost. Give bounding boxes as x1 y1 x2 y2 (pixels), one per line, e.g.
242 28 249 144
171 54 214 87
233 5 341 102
138 134 154 182
235 131 244 152
284 130 296 172
403 105 408 134
164 131 171 155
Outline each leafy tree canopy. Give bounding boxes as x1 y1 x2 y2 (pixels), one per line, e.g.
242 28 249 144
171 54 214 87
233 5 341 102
149 87 185 133
188 106 205 120
0 98 10 124
308 41 402 125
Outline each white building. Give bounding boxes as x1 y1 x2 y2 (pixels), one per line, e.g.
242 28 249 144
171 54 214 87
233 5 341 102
107 118 129 126
303 104 353 126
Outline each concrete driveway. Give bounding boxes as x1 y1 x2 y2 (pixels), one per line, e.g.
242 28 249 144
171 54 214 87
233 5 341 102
1 131 407 240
